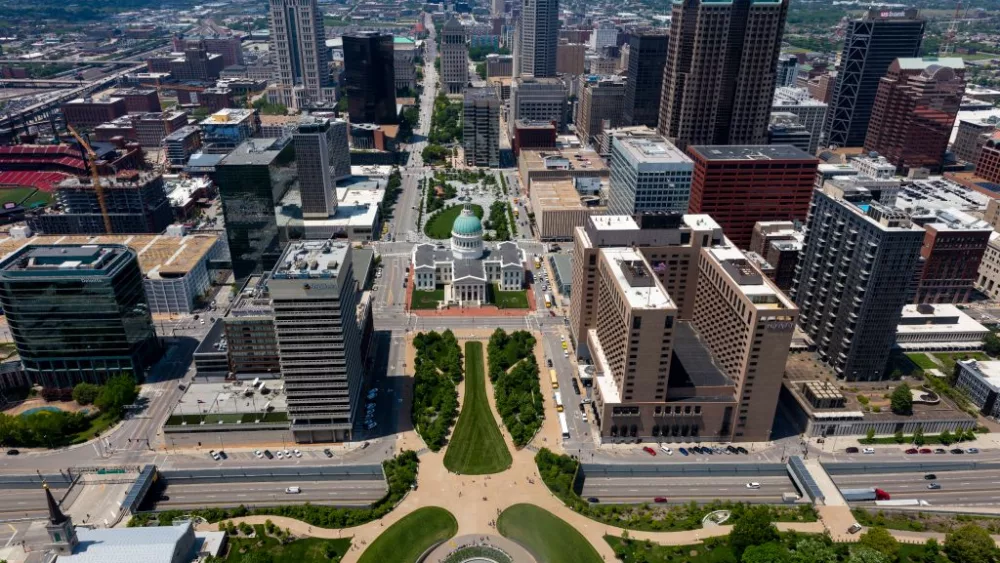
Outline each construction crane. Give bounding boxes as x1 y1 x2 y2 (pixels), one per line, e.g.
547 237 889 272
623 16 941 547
940 0 963 56
66 125 113 235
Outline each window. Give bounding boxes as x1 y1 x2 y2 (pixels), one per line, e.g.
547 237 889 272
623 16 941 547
632 317 642 329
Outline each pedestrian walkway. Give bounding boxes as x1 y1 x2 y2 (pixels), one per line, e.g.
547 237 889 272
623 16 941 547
423 534 536 563
804 458 847 506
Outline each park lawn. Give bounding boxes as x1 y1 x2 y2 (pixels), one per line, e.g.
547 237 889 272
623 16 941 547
933 351 990 376
411 287 444 310
70 411 119 444
357 507 458 563
424 203 483 239
904 352 939 371
497 504 602 563
490 284 530 309
223 524 350 562
443 342 512 474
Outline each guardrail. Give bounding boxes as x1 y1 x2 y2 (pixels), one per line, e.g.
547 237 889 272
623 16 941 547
822 461 1000 475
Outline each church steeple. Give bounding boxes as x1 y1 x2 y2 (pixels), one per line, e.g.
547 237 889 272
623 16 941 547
45 483 68 525
43 483 77 555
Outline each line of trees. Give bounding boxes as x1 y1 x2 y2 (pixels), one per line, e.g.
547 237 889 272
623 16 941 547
412 330 462 451
488 329 543 447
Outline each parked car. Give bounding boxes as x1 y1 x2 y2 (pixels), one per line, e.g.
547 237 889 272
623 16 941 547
264 450 274 459
293 449 302 458
254 450 263 458
209 450 220 461
863 447 876 454
679 447 689 456
919 448 932 454
848 523 863 534
276 451 284 459
845 447 859 454
660 446 673 455
736 447 749 455
642 446 657 456
653 497 668 503
934 448 947 454
950 448 965 454
905 448 918 454
966 448 980 454
6 449 19 456
324 448 334 458
218 451 227 460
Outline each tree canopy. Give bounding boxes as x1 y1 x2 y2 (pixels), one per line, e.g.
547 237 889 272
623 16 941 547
890 383 913 416
945 524 1000 563
730 506 779 559
857 527 899 561
411 330 462 451
742 542 790 563
488 329 544 446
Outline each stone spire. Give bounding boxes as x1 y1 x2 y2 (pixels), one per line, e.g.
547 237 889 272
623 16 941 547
44 483 68 525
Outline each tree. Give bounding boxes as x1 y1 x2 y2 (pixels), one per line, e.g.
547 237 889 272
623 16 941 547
891 383 913 415
893 429 905 444
858 527 899 561
865 428 876 443
945 524 1000 563
965 427 979 442
848 547 890 563
95 375 138 418
940 430 954 445
742 543 790 563
730 506 779 559
72 383 100 405
984 331 1000 356
792 538 839 563
913 425 925 446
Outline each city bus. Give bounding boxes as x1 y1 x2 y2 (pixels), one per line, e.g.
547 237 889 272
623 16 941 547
549 369 559 389
558 412 570 439
544 294 552 308
533 256 541 269
554 391 564 412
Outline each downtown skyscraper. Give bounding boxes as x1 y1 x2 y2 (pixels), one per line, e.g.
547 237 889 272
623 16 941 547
518 0 558 77
823 8 925 149
623 30 669 128
657 0 788 149
268 0 335 109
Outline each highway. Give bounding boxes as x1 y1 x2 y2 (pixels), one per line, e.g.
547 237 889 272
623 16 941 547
0 486 69 520
834 469 1000 506
154 480 387 509
580 475 797 504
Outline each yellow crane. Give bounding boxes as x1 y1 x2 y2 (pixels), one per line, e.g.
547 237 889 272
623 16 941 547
66 125 113 235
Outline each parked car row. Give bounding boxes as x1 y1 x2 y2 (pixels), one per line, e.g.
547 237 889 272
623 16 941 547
253 448 302 460
846 446 979 455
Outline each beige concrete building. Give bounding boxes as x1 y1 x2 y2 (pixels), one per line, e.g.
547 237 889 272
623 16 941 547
575 76 627 146
529 178 606 240
572 213 797 442
976 232 1000 300
985 198 1000 232
556 43 586 76
517 147 608 195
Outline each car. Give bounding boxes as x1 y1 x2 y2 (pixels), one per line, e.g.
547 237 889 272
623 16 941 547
919 448 932 454
285 487 301 494
586 497 600 503
293 449 302 458
848 523 863 534
324 448 334 458
578 403 585 412
264 450 274 459
966 448 980 454
951 448 965 454
547 359 553 367
209 450 219 460
283 449 291 457
924 474 937 480
218 451 227 460
736 447 749 455
726 445 737 454
927 483 942 490
177 383 187 391
679 447 689 456
159 495 170 501
746 482 761 489
703 447 714 455
642 446 657 456
582 412 588 423
689 446 701 454
660 446 673 455
845 447 860 454
863 447 876 454
934 448 947 454
905 448 918 454
200 319 206 325
276 451 284 459
254 450 264 458
653 497 668 503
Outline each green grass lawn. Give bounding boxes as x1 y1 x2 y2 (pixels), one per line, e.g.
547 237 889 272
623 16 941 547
443 341 512 474
424 203 483 239
70 411 118 444
0 187 37 206
933 352 989 376
358 507 458 563
411 287 444 309
223 524 350 562
904 352 939 371
21 189 52 208
490 283 529 309
498 504 602 563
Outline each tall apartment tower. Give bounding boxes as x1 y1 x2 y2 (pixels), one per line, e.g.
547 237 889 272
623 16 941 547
823 8 925 149
519 0 558 77
463 88 501 168
268 0 334 109
293 116 338 219
657 0 788 149
343 32 398 125
622 31 668 128
575 76 626 145
607 134 693 216
864 57 966 174
269 240 366 443
442 17 469 94
791 183 925 381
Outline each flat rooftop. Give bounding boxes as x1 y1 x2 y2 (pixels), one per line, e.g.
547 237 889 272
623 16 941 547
898 304 989 335
959 359 1000 391
0 233 219 277
200 108 256 126
531 178 604 210
219 138 289 166
590 215 640 232
688 145 817 161
615 136 691 164
227 274 272 318
276 184 384 229
272 240 351 280
520 148 608 173
706 246 795 306
894 177 990 214
601 247 672 309
0 244 127 274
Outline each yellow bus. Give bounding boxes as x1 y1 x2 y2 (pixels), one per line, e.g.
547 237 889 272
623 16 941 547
549 369 559 389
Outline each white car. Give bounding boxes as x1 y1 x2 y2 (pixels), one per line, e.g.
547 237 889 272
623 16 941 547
293 449 302 458
285 487 301 494
660 446 673 455
284 449 291 457
254 450 263 458
746 482 761 489
276 451 284 459
863 447 876 454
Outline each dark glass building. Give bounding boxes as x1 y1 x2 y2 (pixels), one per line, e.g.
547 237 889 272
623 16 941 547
823 7 925 148
0 244 161 388
343 32 397 125
623 31 668 128
216 138 296 281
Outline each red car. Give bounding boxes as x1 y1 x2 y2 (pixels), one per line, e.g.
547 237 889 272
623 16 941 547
642 446 657 456
919 448 932 454
905 448 918 454
654 497 668 503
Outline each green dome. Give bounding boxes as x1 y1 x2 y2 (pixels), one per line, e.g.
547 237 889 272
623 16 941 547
452 206 482 236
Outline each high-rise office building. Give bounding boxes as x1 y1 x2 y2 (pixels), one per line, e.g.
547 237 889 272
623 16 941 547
570 214 796 442
519 0 558 77
657 0 788 149
823 8 925 149
463 88 501 168
442 17 469 94
556 42 585 75
791 183 925 381
293 117 338 219
864 57 965 173
575 76 626 145
343 32 398 124
772 86 828 155
217 138 296 281
0 244 161 388
607 134 693 216
776 54 800 87
268 0 335 109
767 113 813 153
269 240 368 443
622 31 668 128
510 77 566 134
687 145 819 248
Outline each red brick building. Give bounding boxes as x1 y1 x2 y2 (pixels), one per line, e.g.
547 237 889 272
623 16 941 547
978 132 1000 185
686 145 819 248
60 97 128 129
513 119 557 156
864 57 966 174
113 88 162 113
916 221 993 304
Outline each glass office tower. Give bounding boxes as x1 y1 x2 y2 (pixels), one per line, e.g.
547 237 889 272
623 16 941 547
0 244 161 388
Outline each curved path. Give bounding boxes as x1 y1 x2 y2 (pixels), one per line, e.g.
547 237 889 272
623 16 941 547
423 534 536 563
